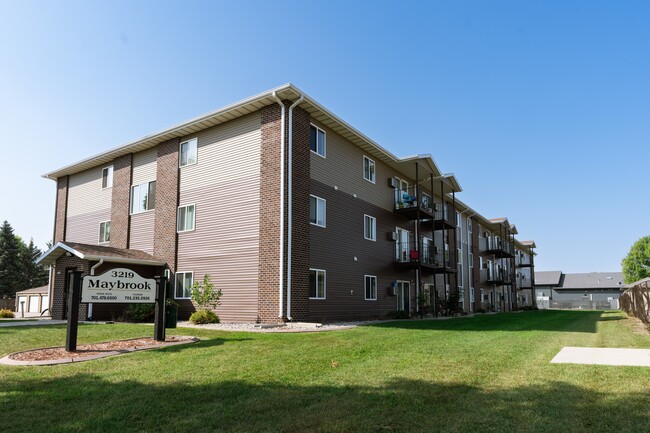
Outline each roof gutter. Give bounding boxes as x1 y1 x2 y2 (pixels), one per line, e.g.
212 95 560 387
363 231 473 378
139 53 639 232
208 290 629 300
286 94 304 322
271 92 286 321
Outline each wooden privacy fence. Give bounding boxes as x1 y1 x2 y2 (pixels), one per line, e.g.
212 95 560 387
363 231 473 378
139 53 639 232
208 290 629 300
620 278 650 324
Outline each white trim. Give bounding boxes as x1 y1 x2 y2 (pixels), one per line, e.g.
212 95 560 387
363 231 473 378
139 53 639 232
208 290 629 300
309 194 326 228
363 155 376 184
101 165 113 189
174 271 194 300
364 275 377 301
309 124 326 158
309 268 326 300
177 203 196 233
179 137 198 168
98 220 111 244
363 214 376 241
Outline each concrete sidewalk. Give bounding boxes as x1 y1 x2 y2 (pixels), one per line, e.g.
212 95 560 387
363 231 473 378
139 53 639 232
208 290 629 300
0 319 66 327
551 347 650 367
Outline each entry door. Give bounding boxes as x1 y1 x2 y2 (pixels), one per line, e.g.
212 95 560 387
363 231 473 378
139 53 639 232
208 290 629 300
396 281 410 311
422 237 432 263
395 178 409 205
396 228 410 262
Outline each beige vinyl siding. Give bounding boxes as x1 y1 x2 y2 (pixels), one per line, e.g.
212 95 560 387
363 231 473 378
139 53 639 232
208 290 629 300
132 148 157 185
310 120 411 212
66 209 111 244
177 112 261 322
130 211 155 254
67 166 112 218
179 113 261 192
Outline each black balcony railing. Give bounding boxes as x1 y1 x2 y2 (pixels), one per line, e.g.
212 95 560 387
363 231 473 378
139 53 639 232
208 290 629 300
395 241 455 273
393 187 455 229
480 238 514 258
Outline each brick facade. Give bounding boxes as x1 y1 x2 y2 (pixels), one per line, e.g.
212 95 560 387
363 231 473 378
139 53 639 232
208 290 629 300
111 154 133 249
288 106 310 321
258 103 283 323
51 255 89 320
154 138 180 272
54 176 69 243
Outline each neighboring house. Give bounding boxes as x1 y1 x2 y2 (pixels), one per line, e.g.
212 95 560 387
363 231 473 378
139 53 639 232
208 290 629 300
14 285 49 317
37 84 537 323
534 271 623 309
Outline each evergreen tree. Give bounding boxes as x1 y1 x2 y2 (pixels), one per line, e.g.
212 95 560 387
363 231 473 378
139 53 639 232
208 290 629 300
0 221 22 298
20 239 48 289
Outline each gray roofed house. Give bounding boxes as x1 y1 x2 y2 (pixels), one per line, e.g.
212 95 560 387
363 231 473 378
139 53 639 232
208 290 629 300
534 271 624 310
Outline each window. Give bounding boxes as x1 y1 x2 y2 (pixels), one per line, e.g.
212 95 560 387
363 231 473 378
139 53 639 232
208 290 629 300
365 275 377 300
309 125 326 157
177 204 196 232
180 138 198 167
175 272 193 299
364 215 376 241
310 195 326 227
363 156 376 183
98 221 111 243
102 166 113 189
309 269 326 299
130 181 156 214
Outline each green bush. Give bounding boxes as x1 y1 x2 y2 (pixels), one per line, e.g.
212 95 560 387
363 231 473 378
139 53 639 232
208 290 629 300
387 310 409 320
476 308 486 314
0 308 15 318
124 304 155 322
189 309 220 324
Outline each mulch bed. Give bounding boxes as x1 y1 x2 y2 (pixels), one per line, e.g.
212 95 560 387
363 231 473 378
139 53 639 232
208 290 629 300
2 336 196 365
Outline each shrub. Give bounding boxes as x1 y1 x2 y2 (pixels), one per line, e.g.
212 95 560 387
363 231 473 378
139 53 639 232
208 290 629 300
191 274 222 309
189 309 220 324
0 308 15 318
387 310 409 320
476 308 486 314
124 304 155 322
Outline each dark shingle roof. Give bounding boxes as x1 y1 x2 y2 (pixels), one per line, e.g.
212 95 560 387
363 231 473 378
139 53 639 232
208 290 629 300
534 271 563 286
559 272 624 290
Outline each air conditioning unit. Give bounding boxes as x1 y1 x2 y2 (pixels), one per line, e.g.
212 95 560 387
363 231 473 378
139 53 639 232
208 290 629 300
388 284 397 296
388 178 398 188
388 232 397 241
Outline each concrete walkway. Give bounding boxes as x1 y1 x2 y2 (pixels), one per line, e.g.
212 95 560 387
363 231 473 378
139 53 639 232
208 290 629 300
551 347 650 367
0 319 66 327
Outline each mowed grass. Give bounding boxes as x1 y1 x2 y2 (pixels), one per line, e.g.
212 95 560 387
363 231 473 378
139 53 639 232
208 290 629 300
1 311 649 433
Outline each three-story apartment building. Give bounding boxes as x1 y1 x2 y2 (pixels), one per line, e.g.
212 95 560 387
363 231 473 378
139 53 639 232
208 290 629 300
37 84 536 323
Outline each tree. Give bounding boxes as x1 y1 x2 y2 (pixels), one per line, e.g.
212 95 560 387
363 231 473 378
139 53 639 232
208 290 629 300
0 221 22 298
189 274 222 324
621 236 650 284
19 239 48 289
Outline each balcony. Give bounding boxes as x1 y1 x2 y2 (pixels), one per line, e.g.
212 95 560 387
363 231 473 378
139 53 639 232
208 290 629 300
393 187 455 230
518 278 532 289
516 256 533 267
480 238 514 258
481 268 513 285
394 242 456 274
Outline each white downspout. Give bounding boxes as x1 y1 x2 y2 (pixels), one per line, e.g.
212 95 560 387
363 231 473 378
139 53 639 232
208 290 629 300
271 92 286 320
286 94 304 322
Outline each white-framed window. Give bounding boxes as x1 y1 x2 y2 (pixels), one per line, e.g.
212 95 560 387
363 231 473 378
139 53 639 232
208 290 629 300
98 220 111 243
310 195 326 227
309 124 326 157
177 204 196 232
180 138 198 167
130 181 156 214
365 275 377 300
458 263 464 288
174 271 193 299
364 214 376 241
363 156 376 183
309 268 326 299
102 166 113 189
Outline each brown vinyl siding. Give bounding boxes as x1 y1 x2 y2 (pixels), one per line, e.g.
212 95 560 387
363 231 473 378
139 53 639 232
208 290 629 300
131 148 157 185
65 165 112 245
309 179 413 321
176 112 261 322
310 120 413 212
129 211 155 254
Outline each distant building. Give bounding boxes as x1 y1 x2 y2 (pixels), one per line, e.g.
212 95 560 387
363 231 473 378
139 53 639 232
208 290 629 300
534 271 623 309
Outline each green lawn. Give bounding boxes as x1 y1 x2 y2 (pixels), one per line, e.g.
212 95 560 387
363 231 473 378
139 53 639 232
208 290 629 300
1 310 649 433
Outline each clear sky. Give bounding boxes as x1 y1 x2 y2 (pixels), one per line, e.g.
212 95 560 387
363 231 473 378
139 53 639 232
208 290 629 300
1 0 648 273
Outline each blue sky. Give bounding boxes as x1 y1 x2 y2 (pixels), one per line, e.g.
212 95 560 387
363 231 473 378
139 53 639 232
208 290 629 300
1 0 648 273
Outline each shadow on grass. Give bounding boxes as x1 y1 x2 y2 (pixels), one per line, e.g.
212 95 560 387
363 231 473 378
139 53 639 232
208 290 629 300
367 310 612 333
2 375 648 433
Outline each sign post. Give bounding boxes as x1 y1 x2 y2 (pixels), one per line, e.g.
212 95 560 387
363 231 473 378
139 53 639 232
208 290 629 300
154 275 167 342
65 271 83 352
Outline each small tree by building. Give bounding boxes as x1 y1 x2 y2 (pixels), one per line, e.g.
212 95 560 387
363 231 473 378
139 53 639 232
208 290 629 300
621 236 650 284
189 274 222 324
